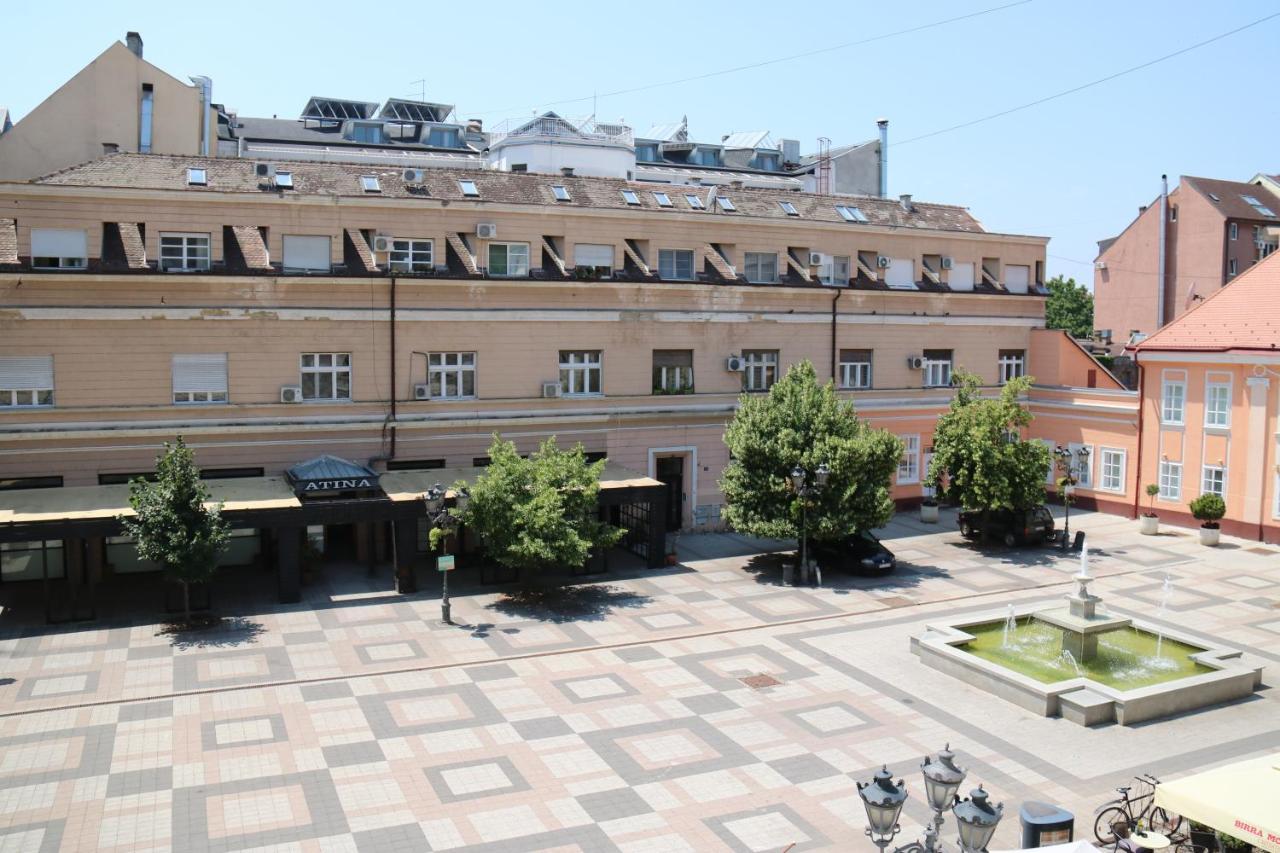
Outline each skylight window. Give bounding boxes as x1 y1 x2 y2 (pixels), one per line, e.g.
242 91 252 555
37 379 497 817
459 180 479 197
1242 194 1276 217
653 192 672 207
835 204 867 222
1207 192 1220 202
552 185 571 201
360 175 381 193
273 171 294 189
621 190 640 205
186 167 207 186
685 194 705 210
779 201 799 216
715 196 736 212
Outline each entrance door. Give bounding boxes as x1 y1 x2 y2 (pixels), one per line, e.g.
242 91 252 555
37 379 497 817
655 456 684 531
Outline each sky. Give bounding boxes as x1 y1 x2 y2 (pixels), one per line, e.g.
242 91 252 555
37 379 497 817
2 0 1277 287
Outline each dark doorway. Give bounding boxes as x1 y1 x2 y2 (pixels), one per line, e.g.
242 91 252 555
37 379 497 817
323 524 358 562
655 456 684 531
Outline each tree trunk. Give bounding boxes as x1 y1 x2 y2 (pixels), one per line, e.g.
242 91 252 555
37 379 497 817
182 580 191 626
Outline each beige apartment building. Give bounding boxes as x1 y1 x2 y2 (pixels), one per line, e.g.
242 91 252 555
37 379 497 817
1 151 1111 615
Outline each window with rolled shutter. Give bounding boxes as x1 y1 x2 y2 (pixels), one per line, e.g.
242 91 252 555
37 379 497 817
172 353 228 404
1005 264 1031 294
30 229 87 269
282 235 331 272
0 356 54 407
573 244 614 275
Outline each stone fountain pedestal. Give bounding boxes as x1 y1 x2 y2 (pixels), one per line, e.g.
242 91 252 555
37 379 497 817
1035 567 1130 662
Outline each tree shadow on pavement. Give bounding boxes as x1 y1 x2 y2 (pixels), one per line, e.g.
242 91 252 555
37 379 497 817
485 584 654 624
737 552 953 594
162 616 267 650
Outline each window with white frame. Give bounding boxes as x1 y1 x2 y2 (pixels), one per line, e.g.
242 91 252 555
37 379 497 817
559 350 602 396
487 242 529 277
1068 442 1093 488
1158 461 1181 500
1229 222 1238 241
742 350 778 392
897 434 921 484
282 235 331 272
159 232 210 271
30 228 87 269
573 244 614 277
427 352 475 399
839 349 872 389
1161 378 1185 424
300 353 351 401
819 255 851 285
923 349 953 388
388 238 433 272
1205 381 1230 427
658 249 694 280
1099 448 1125 492
652 192 672 207
1201 465 1225 497
1229 258 1238 276
684 194 705 210
0 356 54 407
652 350 693 394
998 350 1026 384
743 252 778 283
172 353 227 404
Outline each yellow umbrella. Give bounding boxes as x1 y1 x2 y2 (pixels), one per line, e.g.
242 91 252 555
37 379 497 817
1154 753 1280 853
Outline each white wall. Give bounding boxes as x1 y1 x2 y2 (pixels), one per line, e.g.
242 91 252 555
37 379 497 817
487 138 635 179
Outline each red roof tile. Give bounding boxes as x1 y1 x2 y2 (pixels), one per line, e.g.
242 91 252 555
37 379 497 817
1134 251 1280 353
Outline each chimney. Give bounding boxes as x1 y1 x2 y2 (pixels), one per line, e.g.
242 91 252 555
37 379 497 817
126 32 143 58
102 142 120 155
899 193 914 213
467 118 483 132
560 167 574 177
1139 205 1148 214
876 118 889 198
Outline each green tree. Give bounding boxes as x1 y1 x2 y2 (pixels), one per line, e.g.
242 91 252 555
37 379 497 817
1044 275 1094 339
119 436 229 624
928 370 1052 537
720 359 903 548
454 435 623 580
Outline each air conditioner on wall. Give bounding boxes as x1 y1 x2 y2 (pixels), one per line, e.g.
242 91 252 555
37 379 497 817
906 355 925 370
280 385 303 403
476 223 498 239
876 255 891 268
940 256 954 270
726 355 746 372
808 251 823 266
541 381 562 398
403 168 426 183
413 384 430 400
373 234 394 253
254 162 276 178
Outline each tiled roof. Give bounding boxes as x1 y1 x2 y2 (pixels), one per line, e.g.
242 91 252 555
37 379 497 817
118 222 147 269
1134 251 1280 352
0 218 17 267
1182 176 1280 223
27 154 995 235
230 225 270 270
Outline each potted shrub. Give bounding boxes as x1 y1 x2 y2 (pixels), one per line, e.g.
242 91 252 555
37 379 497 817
1140 483 1160 535
1189 492 1226 546
920 478 940 523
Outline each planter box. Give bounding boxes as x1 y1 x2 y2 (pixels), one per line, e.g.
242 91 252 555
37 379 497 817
1199 525 1220 547
920 503 939 523
1140 515 1159 535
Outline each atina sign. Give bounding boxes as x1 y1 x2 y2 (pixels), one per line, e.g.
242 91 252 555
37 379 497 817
299 477 375 492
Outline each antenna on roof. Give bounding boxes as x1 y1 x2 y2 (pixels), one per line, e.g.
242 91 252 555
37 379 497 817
411 79 426 103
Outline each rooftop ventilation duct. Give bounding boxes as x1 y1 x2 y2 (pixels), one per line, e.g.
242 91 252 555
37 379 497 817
899 193 914 213
126 31 143 58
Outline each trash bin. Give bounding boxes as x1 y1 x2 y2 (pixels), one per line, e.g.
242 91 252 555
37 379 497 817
1020 801 1074 847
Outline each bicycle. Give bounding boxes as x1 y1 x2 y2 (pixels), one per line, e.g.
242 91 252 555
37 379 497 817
1093 774 1185 845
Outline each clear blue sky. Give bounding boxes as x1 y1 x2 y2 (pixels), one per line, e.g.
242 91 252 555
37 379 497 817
3 0 1276 287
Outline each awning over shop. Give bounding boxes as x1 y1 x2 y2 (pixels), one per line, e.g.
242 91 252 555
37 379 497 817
381 462 663 503
1154 753 1280 852
0 477 300 525
286 455 380 496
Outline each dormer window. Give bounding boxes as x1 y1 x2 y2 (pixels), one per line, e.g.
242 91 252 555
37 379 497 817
753 152 780 171
695 148 721 167
186 167 207 186
779 201 799 216
715 196 736 212
685 194 705 210
350 123 384 144
360 175 381 193
636 144 658 162
835 204 867 222
274 171 294 189
459 180 479 197
552 185 571 201
621 190 640 205
653 192 672 207
427 126 460 148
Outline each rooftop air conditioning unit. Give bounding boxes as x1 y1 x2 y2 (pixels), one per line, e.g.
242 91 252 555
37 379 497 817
808 251 823 266
476 223 498 239
1094 261 1107 270
940 256 954 270
254 162 276 179
876 255 892 269
906 355 925 370
726 355 746 372
541 381 562 398
403 168 426 183
413 383 431 400
279 384 303 403
372 234 394 253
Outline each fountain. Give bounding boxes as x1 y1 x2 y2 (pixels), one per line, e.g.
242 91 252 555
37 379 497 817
911 536 1264 726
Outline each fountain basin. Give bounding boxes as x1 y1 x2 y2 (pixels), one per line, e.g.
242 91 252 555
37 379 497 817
912 605 1263 726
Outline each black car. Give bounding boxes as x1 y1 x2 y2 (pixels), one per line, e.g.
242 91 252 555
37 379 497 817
958 505 1055 547
813 530 897 576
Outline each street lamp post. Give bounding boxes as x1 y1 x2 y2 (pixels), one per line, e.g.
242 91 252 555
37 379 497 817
788 462 829 586
423 483 469 625
858 746 1003 853
1053 445 1089 550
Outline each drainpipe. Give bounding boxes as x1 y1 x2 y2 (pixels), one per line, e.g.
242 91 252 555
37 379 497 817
830 288 843 382
1157 174 1168 327
876 118 888 198
189 76 212 157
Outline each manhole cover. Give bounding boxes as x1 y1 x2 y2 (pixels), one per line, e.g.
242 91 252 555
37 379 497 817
1246 547 1278 556
741 674 782 690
